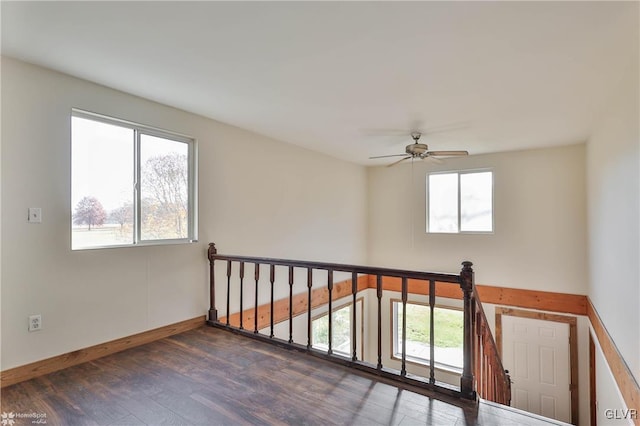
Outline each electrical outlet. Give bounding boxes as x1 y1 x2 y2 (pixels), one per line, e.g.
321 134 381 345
28 314 42 332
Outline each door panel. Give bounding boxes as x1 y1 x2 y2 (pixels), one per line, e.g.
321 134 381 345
502 315 571 423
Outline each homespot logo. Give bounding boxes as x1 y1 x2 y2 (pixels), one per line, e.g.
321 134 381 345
1 412 47 425
604 408 638 420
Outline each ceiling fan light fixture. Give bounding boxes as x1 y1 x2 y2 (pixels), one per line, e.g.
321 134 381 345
406 143 428 155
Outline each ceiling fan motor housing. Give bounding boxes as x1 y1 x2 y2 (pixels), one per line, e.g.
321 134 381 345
406 143 428 156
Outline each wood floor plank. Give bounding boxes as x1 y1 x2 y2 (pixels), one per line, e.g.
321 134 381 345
106 414 147 426
1 326 571 426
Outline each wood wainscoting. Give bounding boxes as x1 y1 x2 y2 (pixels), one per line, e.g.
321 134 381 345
587 298 640 426
0 316 206 388
219 275 370 329
367 276 588 316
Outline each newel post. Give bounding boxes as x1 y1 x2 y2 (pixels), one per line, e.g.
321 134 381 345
460 260 477 399
208 243 218 321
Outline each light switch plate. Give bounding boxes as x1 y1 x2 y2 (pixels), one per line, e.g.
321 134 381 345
28 207 42 223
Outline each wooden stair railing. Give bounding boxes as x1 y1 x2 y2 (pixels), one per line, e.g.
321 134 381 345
473 286 512 405
207 242 477 400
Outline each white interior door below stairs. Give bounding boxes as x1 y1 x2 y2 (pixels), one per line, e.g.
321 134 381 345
502 315 572 423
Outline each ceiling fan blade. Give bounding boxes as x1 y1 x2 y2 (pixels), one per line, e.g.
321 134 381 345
369 153 408 159
426 150 469 156
423 156 443 164
387 156 411 167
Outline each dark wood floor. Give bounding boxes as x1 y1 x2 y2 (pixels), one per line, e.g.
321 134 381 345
1 326 568 426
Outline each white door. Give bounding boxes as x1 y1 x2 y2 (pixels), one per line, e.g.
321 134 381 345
501 315 571 423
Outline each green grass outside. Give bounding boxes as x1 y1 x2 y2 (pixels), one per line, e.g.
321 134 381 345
400 304 463 348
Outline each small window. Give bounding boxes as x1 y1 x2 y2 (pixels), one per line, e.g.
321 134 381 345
312 300 362 358
392 301 463 371
427 170 493 233
71 110 196 249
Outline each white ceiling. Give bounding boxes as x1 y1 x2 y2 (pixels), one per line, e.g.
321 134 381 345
2 1 637 165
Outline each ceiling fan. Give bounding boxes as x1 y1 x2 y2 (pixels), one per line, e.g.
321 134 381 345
369 132 469 167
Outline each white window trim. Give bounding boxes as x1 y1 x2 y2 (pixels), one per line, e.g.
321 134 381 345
71 109 198 250
391 300 464 374
426 168 494 234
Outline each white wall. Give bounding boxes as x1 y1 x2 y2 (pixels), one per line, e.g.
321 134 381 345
586 51 640 385
0 57 367 370
367 144 587 293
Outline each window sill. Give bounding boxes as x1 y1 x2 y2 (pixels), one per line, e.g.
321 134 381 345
391 354 463 375
426 231 494 235
71 239 198 251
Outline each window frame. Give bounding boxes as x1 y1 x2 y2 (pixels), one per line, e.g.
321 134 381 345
311 298 364 358
426 168 494 234
390 299 464 373
71 109 198 250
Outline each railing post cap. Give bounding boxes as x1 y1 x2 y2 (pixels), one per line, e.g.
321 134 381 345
460 261 474 292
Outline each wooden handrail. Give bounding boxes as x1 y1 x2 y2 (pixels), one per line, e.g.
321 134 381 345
207 242 477 400
473 286 512 405
211 252 462 283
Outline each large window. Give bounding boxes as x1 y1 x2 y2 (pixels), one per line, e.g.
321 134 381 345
392 301 463 371
71 110 196 249
427 170 493 233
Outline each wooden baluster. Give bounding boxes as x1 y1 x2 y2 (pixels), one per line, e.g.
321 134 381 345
484 345 489 398
208 243 218 321
487 366 492 400
505 369 512 405
484 331 489 398
482 352 487 398
269 264 275 338
376 275 383 369
226 260 232 327
239 261 245 330
429 279 436 384
288 266 294 344
254 263 260 334
480 339 484 398
352 272 358 362
401 277 408 376
478 349 483 398
327 269 333 355
307 268 313 349
490 365 495 400
474 310 481 394
496 374 500 402
459 261 475 398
